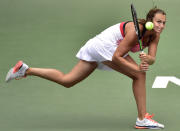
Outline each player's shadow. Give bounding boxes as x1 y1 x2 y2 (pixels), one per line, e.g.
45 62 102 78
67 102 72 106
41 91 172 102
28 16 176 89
22 115 133 130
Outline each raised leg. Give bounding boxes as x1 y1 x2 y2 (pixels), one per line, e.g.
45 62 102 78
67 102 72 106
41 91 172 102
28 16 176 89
26 60 97 88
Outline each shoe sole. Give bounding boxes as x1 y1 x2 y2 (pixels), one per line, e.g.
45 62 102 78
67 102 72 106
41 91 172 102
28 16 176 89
135 125 163 129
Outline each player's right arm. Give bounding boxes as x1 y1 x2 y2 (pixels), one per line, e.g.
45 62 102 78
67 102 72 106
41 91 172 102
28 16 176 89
112 24 148 72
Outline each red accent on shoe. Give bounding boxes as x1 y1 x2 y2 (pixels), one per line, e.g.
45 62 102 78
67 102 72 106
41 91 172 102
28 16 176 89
13 61 23 73
144 113 157 123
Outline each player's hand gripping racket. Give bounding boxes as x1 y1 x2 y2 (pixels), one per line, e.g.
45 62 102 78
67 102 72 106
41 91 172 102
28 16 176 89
131 4 144 53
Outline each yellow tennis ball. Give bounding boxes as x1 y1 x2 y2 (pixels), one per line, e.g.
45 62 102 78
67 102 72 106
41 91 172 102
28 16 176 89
145 22 154 30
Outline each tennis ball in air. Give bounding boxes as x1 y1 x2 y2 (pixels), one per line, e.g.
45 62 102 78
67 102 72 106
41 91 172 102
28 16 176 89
145 22 154 30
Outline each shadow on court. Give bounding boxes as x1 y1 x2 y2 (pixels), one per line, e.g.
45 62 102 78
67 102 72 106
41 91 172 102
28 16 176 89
10 115 133 130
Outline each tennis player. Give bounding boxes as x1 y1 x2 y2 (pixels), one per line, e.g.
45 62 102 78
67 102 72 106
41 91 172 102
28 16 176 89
6 7 166 129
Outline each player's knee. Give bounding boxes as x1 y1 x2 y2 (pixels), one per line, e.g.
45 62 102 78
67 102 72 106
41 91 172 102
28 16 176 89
136 72 146 79
131 72 146 80
56 76 75 88
60 81 76 88
64 83 74 88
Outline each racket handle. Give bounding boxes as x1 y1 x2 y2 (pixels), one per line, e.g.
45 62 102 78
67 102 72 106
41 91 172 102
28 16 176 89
140 50 144 62
141 50 144 53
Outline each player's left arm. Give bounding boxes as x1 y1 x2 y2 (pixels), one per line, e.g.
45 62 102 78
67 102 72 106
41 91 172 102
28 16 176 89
139 33 160 65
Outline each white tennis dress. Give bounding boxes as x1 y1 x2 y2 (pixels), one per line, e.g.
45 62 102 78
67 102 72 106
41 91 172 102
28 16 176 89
76 23 128 70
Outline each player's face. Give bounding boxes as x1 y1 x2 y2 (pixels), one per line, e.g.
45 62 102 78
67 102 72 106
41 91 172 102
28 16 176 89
153 13 166 34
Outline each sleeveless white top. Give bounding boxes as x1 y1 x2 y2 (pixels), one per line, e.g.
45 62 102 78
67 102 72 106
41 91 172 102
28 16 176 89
76 23 128 70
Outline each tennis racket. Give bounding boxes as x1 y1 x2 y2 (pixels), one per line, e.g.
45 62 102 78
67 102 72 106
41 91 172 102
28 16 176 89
130 4 143 52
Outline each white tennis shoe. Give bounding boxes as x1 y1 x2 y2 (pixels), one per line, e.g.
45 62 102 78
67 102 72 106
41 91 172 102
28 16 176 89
135 113 164 129
6 61 29 82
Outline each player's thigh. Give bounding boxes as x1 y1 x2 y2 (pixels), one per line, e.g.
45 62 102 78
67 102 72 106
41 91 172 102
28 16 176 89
125 55 146 78
64 60 97 84
102 55 144 79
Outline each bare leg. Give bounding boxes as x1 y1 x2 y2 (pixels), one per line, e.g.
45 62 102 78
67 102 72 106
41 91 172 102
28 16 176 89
103 55 146 120
26 60 97 88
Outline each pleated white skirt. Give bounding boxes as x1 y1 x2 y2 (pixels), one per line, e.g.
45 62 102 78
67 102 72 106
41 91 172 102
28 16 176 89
76 37 128 70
